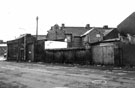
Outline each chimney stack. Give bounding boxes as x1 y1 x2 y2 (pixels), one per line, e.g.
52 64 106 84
85 24 90 29
61 23 65 29
50 26 53 30
103 25 108 29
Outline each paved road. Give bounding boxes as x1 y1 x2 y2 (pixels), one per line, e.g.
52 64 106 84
0 61 135 88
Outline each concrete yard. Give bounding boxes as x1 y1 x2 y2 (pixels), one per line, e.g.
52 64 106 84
0 60 135 88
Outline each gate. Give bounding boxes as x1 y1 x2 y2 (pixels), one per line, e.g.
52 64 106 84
92 43 119 65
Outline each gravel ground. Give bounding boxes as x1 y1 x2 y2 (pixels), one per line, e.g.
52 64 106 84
0 60 134 88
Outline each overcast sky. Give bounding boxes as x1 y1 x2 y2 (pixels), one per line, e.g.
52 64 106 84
0 0 134 41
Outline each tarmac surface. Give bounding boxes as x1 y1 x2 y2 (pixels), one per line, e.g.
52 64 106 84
0 59 135 88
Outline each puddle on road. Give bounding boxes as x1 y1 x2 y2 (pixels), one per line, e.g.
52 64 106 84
117 72 127 75
91 80 107 85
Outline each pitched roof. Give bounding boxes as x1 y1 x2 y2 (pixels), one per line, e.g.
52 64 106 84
9 34 46 41
81 28 95 37
103 29 114 36
63 27 90 36
81 27 114 37
118 12 135 35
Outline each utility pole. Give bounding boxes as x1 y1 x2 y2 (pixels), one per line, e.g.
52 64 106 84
36 16 39 40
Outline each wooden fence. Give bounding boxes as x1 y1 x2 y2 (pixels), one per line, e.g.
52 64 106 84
7 39 135 66
42 48 92 65
120 43 135 66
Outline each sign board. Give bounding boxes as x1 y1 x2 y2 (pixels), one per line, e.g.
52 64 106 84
45 41 67 49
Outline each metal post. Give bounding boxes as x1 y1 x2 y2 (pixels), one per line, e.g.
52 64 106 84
36 16 39 40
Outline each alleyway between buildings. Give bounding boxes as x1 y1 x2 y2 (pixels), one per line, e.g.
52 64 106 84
0 60 134 88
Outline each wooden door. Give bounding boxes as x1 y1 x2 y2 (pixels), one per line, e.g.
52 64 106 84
103 46 114 64
27 44 34 61
92 46 103 64
92 45 114 65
